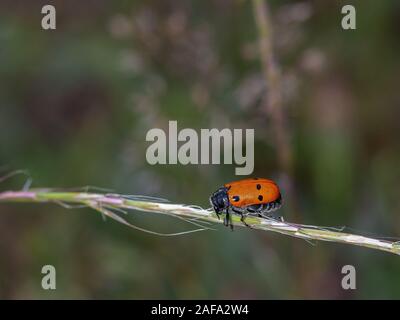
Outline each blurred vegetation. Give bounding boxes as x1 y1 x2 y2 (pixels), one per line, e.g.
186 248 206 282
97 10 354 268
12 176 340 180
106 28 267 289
0 0 400 299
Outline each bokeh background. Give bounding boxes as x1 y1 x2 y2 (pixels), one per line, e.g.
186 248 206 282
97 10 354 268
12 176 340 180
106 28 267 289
1 0 400 299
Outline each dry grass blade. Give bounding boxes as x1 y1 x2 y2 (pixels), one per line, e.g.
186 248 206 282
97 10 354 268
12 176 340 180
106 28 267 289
0 189 399 256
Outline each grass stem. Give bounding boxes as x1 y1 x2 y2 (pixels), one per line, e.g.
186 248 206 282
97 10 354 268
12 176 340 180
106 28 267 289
1 189 399 255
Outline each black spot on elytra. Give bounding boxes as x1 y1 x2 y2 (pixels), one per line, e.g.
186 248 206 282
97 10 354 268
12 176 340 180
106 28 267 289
256 184 261 190
258 195 263 201
233 196 240 202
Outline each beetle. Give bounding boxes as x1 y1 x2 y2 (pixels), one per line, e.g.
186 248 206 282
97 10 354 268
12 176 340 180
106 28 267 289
210 178 282 229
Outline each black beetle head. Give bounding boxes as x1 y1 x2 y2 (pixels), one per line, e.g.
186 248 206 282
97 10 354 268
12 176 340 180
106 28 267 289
209 187 230 214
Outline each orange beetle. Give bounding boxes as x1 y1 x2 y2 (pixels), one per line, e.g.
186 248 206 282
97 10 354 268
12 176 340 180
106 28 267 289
210 178 282 229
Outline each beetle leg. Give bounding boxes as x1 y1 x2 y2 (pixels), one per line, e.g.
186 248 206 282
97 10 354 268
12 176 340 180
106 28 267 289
223 213 228 227
232 207 252 228
223 208 229 227
214 208 221 221
228 209 234 231
223 208 234 230
240 214 252 228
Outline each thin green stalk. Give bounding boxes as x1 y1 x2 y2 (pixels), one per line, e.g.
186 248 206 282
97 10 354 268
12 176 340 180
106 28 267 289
0 189 399 255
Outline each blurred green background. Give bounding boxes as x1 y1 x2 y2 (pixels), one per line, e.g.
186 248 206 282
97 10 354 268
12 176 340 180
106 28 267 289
1 0 400 299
